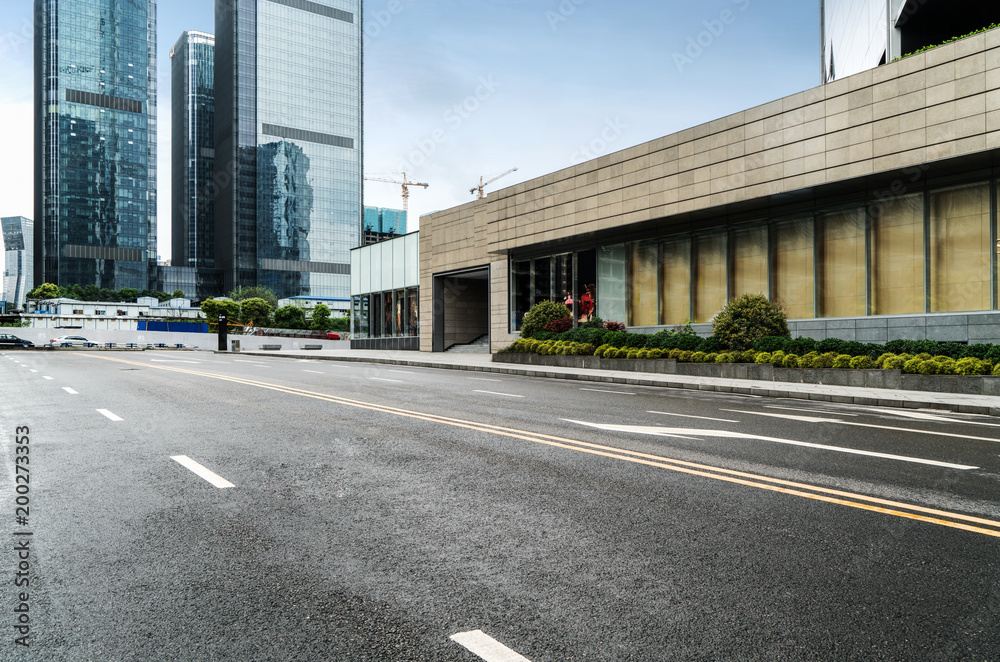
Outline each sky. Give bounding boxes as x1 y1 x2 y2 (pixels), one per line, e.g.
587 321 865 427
0 0 819 280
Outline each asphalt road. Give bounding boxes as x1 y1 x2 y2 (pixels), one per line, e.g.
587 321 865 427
1 349 999 661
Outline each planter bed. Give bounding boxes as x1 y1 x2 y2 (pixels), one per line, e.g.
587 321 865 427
494 352 1000 397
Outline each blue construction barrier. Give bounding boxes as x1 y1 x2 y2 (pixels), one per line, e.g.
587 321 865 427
138 321 208 333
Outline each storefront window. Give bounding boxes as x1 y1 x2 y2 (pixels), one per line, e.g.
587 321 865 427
729 226 767 300
576 249 597 323
394 289 405 336
693 233 726 323
371 293 383 338
818 207 866 317
597 244 627 324
771 218 815 319
510 259 531 331
628 240 658 326
384 292 394 337
534 257 553 306
407 288 419 336
871 193 924 315
930 182 991 312
660 236 690 325
555 253 573 315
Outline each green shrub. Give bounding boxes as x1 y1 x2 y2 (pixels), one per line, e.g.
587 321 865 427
648 348 664 359
712 293 790 351
875 352 896 368
637 349 650 359
882 356 905 370
955 357 991 376
578 343 596 356
769 350 787 366
626 349 641 360
594 344 610 357
753 336 790 353
787 337 818 356
914 352 933 361
918 360 941 375
993 362 1000 377
704 353 719 363
669 348 684 359
690 351 707 363
782 354 800 369
812 353 837 369
696 336 726 354
678 350 693 362
716 353 736 364
903 357 923 374
849 355 875 370
754 352 772 364
798 355 814 369
739 349 758 363
520 300 571 338
832 354 853 369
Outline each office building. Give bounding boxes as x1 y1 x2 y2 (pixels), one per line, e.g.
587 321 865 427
171 31 216 270
2 217 34 310
419 29 1000 353
362 206 407 245
34 0 158 291
350 231 420 350
215 0 363 300
821 0 1000 82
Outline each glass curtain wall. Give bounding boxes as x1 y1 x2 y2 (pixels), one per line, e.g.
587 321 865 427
729 226 768 300
818 207 866 317
771 218 815 319
628 241 658 326
693 234 727 323
871 193 924 315
660 237 691 325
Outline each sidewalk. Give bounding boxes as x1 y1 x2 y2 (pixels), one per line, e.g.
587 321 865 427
238 348 1000 416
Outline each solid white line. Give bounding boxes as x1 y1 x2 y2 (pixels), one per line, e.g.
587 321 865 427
170 455 235 489
388 370 414 374
648 411 740 423
62 387 78 395
563 419 978 470
469 377 503 382
580 388 636 395
303 370 325 374
97 409 123 422
474 390 525 398
450 630 531 662
371 377 403 383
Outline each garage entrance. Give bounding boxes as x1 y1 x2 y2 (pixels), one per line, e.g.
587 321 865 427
432 266 490 352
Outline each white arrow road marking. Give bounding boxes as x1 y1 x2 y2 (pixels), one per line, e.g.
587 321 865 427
563 419 978 470
723 409 1000 443
170 455 235 489
450 630 531 662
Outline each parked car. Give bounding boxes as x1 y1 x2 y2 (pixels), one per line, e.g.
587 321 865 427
48 335 92 347
327 332 341 340
0 334 34 348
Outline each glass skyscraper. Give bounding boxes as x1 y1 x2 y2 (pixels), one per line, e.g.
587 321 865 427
34 0 158 291
215 0 363 300
364 207 407 235
171 31 216 271
2 217 34 310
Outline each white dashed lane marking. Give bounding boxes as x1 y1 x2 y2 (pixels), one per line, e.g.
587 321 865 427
97 409 124 422
450 630 531 662
62 387 78 395
170 455 235 489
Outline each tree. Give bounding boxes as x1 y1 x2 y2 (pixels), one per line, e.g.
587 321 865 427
310 303 331 330
329 316 350 332
712 293 790 351
273 305 307 329
240 298 273 326
118 288 140 301
228 285 278 310
28 283 61 300
201 298 241 323
172 290 185 299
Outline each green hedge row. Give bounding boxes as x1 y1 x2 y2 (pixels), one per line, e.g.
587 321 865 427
503 339 999 376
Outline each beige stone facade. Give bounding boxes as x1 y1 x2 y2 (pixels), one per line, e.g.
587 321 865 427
420 29 1000 353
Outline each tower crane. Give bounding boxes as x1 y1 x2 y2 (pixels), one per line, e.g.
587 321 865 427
470 167 518 199
364 173 429 213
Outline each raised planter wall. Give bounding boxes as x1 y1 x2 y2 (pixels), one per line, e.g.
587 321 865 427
493 353 1000 397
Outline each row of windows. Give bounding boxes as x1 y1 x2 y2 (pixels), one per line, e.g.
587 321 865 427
512 180 1000 330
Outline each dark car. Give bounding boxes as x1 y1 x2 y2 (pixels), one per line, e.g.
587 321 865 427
0 334 35 348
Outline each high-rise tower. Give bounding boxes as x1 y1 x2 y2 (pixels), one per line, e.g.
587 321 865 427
215 0 363 300
171 31 216 271
2 217 34 310
34 0 158 290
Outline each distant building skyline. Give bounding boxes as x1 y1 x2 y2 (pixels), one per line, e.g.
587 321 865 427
34 0 159 291
2 216 33 309
214 0 363 300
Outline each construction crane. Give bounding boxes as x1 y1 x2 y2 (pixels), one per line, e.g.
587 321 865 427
470 167 518 199
364 173 429 213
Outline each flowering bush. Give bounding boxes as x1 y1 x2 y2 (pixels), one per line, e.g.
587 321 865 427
603 320 626 332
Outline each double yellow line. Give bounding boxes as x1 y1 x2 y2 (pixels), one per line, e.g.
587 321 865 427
82 353 1000 539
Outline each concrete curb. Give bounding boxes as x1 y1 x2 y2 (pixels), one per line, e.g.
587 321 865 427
228 351 1000 416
